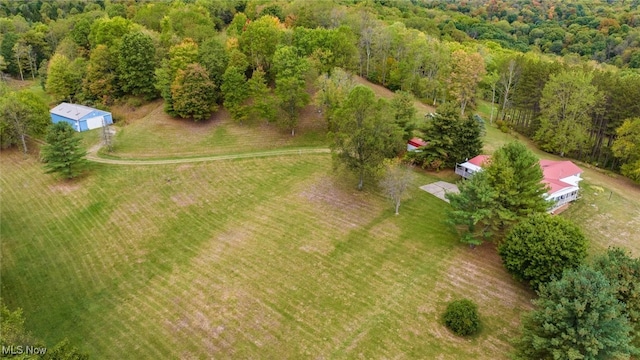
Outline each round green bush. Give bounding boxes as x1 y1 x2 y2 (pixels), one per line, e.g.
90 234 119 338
498 213 588 290
443 299 481 336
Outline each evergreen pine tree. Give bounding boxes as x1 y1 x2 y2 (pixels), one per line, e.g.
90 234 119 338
412 102 482 169
447 142 549 245
515 266 637 360
41 122 87 179
483 142 549 232
446 170 497 247
390 90 416 141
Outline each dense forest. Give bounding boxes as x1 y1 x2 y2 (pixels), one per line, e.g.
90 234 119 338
1 0 639 181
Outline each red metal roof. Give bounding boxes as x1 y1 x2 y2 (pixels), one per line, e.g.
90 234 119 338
408 137 428 147
468 155 491 167
465 155 582 195
539 160 583 181
542 178 572 193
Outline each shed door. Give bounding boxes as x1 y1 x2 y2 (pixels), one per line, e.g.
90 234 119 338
86 116 105 130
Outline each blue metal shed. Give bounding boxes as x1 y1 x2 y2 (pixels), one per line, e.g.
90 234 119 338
50 103 113 132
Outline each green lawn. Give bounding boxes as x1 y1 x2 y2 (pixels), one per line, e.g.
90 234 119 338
2 92 638 358
0 149 534 358
6 79 53 106
562 174 640 257
107 104 328 159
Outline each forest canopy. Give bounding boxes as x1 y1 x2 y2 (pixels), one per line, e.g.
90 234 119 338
1 0 639 179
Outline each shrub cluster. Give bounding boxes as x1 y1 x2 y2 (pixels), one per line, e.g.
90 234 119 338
495 119 509 133
442 299 481 336
499 213 588 290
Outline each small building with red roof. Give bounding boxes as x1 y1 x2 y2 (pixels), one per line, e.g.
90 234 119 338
455 155 583 213
407 137 428 151
455 155 490 178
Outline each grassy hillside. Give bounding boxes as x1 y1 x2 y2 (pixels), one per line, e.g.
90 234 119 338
2 81 639 358
105 104 327 160
100 76 434 161
0 149 533 358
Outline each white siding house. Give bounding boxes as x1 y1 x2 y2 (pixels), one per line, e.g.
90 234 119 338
455 155 583 213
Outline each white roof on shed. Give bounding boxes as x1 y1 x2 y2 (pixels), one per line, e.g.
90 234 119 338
457 161 483 173
50 103 100 121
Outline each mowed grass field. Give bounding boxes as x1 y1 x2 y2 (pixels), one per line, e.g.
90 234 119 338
107 102 328 159
2 82 638 358
1 149 534 358
102 75 432 161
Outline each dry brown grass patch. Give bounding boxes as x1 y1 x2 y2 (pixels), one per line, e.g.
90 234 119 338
110 99 164 124
48 182 81 195
170 193 197 207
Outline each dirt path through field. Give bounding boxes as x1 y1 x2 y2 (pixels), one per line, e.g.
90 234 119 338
87 145 330 165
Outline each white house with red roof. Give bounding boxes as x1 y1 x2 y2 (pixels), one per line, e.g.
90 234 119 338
539 160 583 211
455 155 583 213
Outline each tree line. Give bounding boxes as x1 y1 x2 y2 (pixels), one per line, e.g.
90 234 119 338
484 55 640 181
1 0 639 181
385 0 640 68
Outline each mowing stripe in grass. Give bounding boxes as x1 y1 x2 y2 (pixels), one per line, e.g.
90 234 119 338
2 151 535 358
87 147 330 165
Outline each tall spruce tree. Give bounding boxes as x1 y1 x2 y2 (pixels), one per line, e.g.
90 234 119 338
446 170 497 247
410 102 482 170
41 122 87 179
514 266 637 360
483 142 549 231
447 142 549 245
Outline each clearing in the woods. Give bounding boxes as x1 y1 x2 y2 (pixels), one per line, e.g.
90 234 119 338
1 79 638 358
